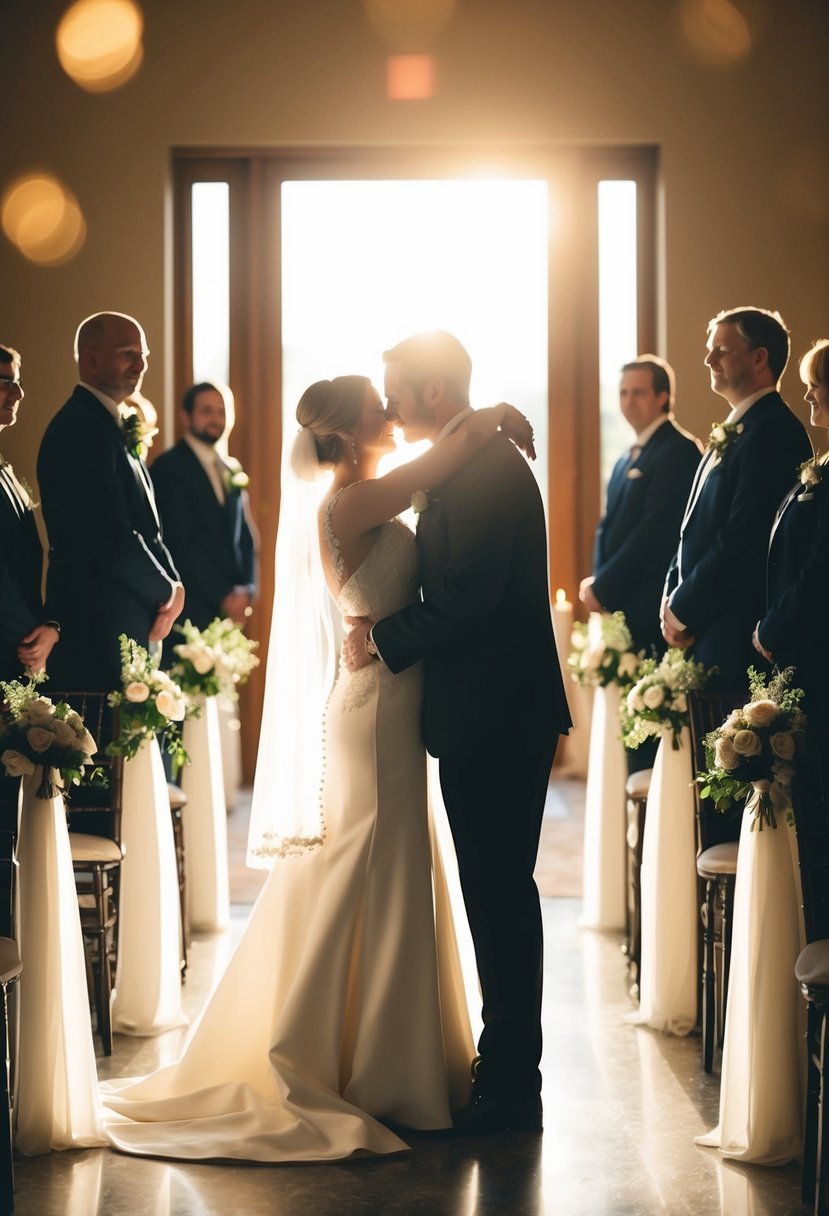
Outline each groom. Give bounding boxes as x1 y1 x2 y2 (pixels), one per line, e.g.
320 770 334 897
345 331 571 1133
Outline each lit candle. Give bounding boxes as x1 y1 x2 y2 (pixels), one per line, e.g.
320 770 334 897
551 587 573 657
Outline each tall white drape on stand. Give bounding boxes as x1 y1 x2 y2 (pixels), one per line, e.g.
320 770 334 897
625 726 698 1035
218 699 242 811
696 799 806 1163
14 769 105 1154
581 683 627 930
112 739 188 1036
181 695 230 932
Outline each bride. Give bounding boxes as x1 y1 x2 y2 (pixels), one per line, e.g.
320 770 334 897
102 374 534 1162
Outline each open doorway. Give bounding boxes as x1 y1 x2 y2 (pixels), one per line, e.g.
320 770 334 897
173 146 657 776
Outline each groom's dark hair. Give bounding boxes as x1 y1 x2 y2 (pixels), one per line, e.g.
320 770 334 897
383 331 472 404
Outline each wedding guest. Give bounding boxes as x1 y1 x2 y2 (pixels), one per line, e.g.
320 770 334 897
150 381 256 663
754 338 829 724
661 307 811 689
37 312 184 692
580 355 702 769
0 345 59 681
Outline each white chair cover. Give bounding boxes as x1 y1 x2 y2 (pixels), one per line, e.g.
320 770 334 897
581 683 627 930
112 739 188 1036
625 726 698 1035
14 769 105 1153
181 695 230 932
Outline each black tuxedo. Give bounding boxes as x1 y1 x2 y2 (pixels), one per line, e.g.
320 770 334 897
665 391 811 690
759 472 829 726
37 386 179 692
150 439 256 659
373 433 570 1104
0 463 47 683
592 418 702 656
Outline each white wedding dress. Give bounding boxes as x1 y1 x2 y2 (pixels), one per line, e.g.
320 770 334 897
102 509 475 1161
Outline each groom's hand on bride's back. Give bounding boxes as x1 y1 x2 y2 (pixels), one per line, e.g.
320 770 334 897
343 616 375 672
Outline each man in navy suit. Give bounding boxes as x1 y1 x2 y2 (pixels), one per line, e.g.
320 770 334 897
150 381 256 663
662 307 812 690
37 313 184 692
581 356 702 769
0 345 60 683
344 331 571 1134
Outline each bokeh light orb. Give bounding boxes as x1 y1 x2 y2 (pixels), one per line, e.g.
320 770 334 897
1 174 87 267
677 0 753 69
56 0 144 93
364 0 456 50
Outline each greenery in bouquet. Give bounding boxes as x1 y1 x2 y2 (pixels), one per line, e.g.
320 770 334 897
568 611 642 690
107 635 192 776
696 666 806 831
621 649 714 751
169 617 259 704
0 670 98 799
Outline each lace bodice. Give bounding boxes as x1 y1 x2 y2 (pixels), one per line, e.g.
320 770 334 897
323 494 419 620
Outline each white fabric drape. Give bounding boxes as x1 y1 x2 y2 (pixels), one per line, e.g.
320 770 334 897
218 698 242 810
696 800 806 1163
112 739 187 1036
14 769 105 1154
181 695 230 932
581 683 627 930
625 727 698 1035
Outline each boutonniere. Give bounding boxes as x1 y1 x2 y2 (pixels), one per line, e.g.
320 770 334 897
120 407 158 460
0 460 39 511
799 455 826 489
708 420 744 457
223 459 250 492
410 490 430 514
626 468 643 480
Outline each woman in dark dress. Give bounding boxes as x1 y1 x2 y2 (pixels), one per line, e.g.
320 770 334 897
753 339 829 725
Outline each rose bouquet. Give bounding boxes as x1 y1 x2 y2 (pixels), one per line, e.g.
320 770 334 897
568 611 642 690
0 670 98 798
696 666 806 830
170 617 259 704
621 649 714 751
107 635 192 775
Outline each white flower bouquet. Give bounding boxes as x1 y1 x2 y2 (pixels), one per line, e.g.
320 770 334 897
621 648 714 751
170 617 259 703
568 611 642 690
0 670 98 798
696 666 807 831
107 635 192 774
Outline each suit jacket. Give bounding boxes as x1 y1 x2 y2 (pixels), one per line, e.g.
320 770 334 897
372 434 571 758
664 391 811 689
592 419 702 655
0 463 46 682
758 470 829 724
37 386 179 691
150 440 256 657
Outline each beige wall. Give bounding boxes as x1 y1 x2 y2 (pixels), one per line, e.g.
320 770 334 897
3 0 828 475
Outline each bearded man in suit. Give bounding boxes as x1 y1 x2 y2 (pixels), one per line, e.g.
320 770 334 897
661 307 812 689
580 356 702 769
344 330 571 1134
0 345 60 682
150 381 256 663
37 312 184 692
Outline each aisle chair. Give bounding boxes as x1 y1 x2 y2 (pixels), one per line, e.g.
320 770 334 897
792 731 829 1215
688 689 745 1073
51 693 124 1056
167 783 189 979
0 830 20 1213
624 767 652 998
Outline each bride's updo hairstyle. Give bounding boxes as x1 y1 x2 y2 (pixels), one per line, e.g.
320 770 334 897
291 375 370 481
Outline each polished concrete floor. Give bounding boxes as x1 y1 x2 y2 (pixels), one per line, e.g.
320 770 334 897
11 785 808 1216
